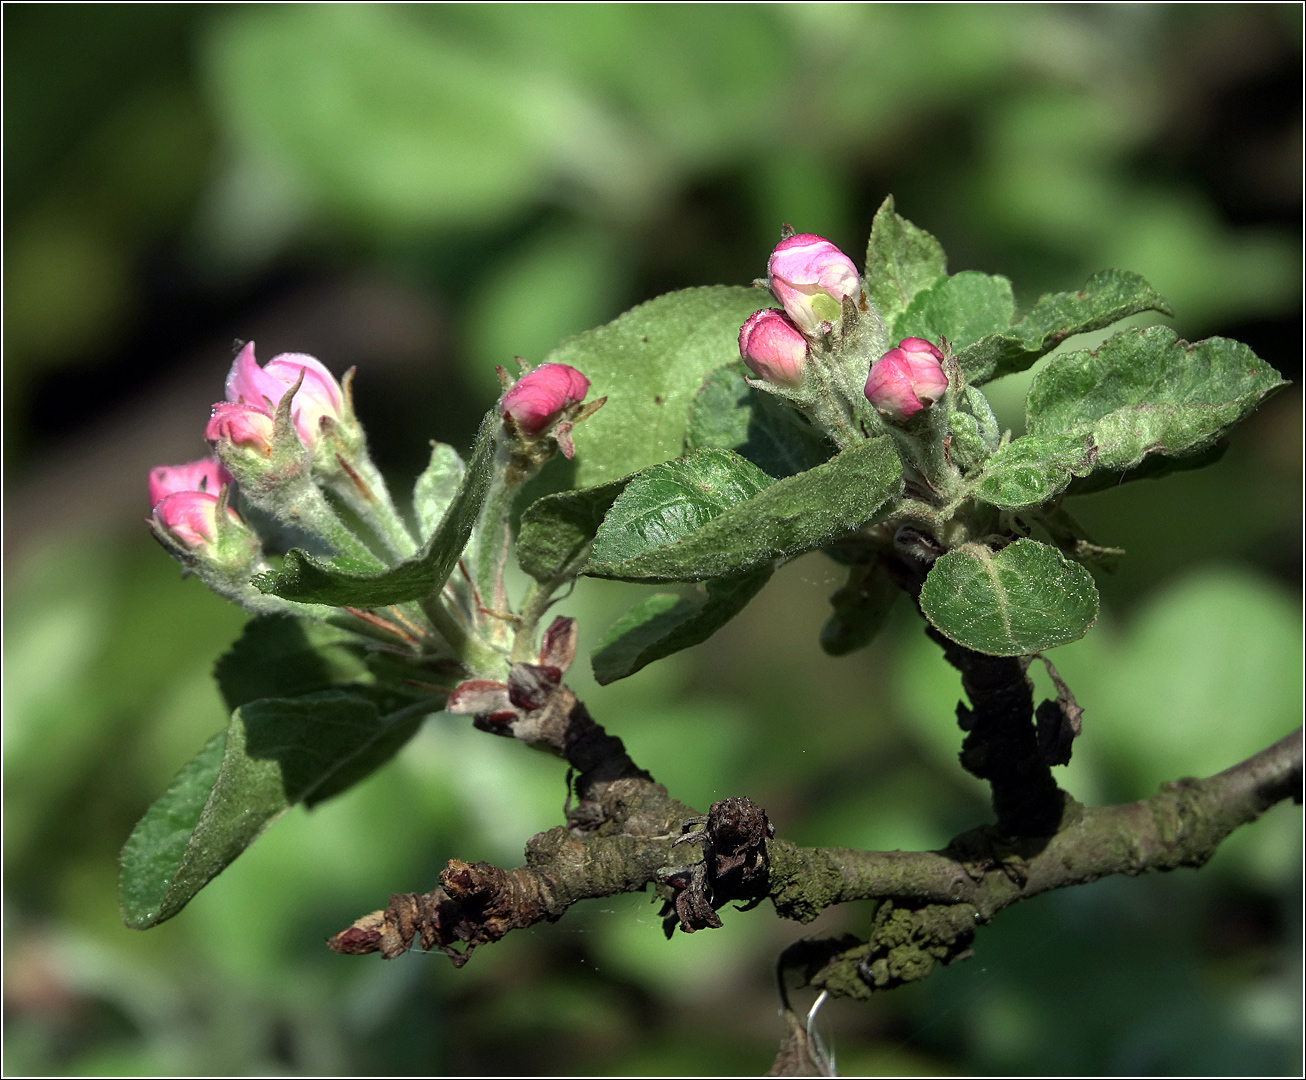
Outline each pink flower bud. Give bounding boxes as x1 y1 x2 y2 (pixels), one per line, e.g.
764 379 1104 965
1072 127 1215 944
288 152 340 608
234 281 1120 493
767 233 861 333
738 309 808 388
864 338 949 422
500 363 590 436
205 401 276 456
150 491 240 553
148 456 232 509
224 342 345 447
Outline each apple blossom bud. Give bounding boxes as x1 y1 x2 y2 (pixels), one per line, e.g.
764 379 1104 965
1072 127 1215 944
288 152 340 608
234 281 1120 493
738 309 808 388
205 401 276 456
224 342 345 448
767 233 860 333
150 491 243 555
148 456 232 508
864 337 949 422
500 363 590 436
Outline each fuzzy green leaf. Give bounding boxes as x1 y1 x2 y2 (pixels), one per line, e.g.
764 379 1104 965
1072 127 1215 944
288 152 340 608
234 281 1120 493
920 539 1099 657
820 557 900 657
587 438 902 582
957 270 1174 385
591 568 772 684
547 286 772 487
973 434 1097 510
970 327 1283 510
213 616 373 712
892 270 1016 351
412 442 466 542
590 449 775 569
120 691 431 930
255 413 496 607
685 362 835 478
516 477 631 583
1027 326 1284 459
863 195 948 331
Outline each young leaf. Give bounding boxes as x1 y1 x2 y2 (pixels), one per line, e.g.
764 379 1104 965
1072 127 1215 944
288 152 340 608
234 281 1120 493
214 615 373 711
589 448 775 571
413 441 466 541
893 270 1016 351
863 195 948 331
973 434 1096 510
1062 440 1228 496
969 327 1283 510
1026 326 1285 476
591 568 772 684
120 691 432 930
516 477 631 583
956 269 1174 385
685 362 835 478
919 539 1099 657
255 412 496 607
547 286 771 487
587 438 903 582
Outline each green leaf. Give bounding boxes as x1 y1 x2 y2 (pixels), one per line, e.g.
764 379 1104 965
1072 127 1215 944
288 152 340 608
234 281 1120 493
516 477 631 583
255 413 497 607
970 327 1282 510
120 691 431 930
1027 326 1285 475
919 539 1099 657
685 362 835 478
213 616 373 712
118 732 226 928
1063 440 1228 496
591 568 772 684
589 449 775 572
956 270 1174 385
863 194 948 331
587 438 903 582
412 442 466 541
893 270 1015 351
547 286 771 487
973 434 1097 510
820 557 900 657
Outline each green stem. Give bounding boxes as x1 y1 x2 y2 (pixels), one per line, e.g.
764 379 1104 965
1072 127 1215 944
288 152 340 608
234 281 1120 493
283 483 389 570
805 362 866 450
471 455 523 618
511 578 564 663
333 452 418 561
420 593 505 678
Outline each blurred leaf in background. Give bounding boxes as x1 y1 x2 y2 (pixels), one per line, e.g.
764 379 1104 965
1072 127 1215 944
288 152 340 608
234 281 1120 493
4 3 1300 1076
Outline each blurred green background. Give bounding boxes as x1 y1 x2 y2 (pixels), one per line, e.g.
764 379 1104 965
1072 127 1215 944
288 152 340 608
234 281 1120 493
4 5 1301 1075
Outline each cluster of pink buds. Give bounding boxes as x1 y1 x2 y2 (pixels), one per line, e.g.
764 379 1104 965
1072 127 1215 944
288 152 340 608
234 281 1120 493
147 454 258 569
499 362 595 460
205 342 350 465
148 342 364 578
738 233 861 391
864 337 949 422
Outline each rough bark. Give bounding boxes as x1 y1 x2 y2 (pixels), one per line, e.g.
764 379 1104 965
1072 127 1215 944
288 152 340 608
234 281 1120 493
330 666 1302 972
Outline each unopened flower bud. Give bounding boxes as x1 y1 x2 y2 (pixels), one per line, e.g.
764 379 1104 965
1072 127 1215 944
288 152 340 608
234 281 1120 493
738 309 808 388
205 401 276 456
224 342 345 449
864 338 949 422
151 491 245 556
767 233 860 333
500 363 590 436
148 456 232 508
